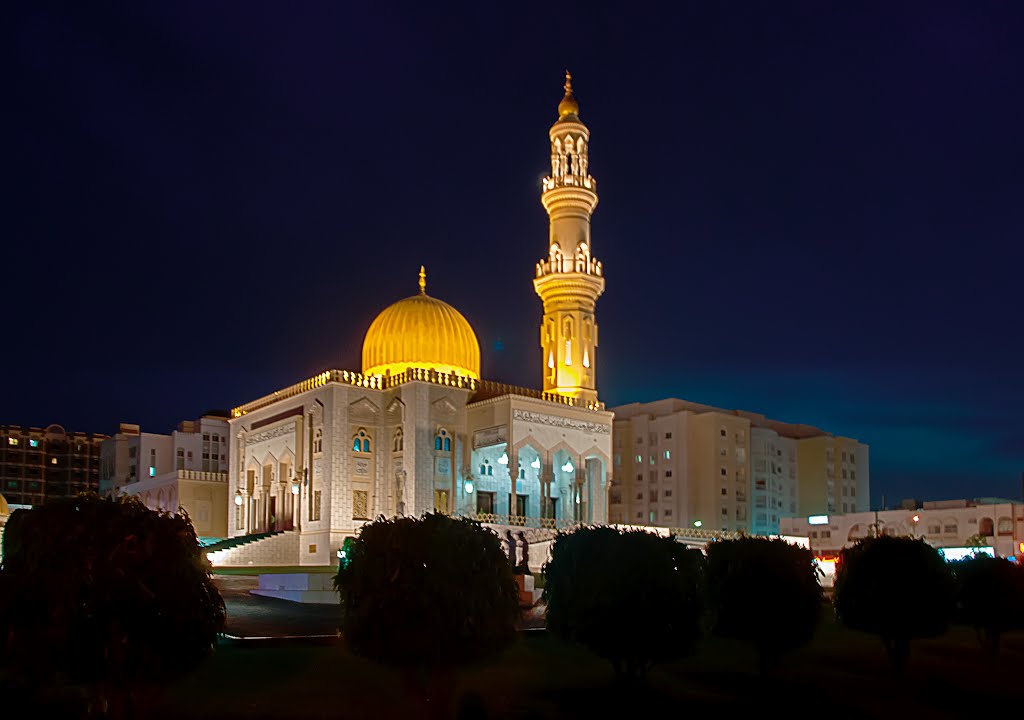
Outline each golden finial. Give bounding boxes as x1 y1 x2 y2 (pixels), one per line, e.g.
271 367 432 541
558 70 579 119
418 265 427 294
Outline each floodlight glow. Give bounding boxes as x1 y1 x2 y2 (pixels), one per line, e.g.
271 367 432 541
234 491 243 506
561 460 574 473
464 480 474 494
531 458 540 469
808 515 829 525
497 453 508 465
938 546 996 562
291 482 300 495
693 520 703 528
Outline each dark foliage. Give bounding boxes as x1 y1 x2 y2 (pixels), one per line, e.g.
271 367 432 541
950 554 1024 655
0 494 225 689
706 537 822 670
543 526 704 680
834 535 955 669
334 512 519 669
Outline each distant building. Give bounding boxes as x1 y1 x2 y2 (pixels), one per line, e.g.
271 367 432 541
100 413 231 540
0 424 107 505
608 399 869 535
781 498 1024 558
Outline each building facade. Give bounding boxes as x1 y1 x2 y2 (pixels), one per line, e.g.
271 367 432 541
213 75 613 568
781 498 1024 559
0 424 107 505
608 400 870 535
99 414 231 539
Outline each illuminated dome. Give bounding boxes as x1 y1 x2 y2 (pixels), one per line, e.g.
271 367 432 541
557 71 580 120
0 494 8 515
362 267 481 380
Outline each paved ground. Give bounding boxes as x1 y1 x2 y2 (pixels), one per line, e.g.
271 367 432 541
216 576 340 638
215 575 546 638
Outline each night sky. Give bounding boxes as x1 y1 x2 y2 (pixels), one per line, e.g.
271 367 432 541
8 3 1024 505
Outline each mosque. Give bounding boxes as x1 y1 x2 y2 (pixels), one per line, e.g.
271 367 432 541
214 74 613 568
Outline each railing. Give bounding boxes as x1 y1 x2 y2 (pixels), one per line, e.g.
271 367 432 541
470 512 579 530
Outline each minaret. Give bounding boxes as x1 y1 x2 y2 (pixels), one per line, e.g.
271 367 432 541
534 72 604 405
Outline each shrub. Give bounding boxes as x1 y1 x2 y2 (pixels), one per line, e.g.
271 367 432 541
334 512 519 669
706 537 822 671
833 535 955 669
0 494 225 713
950 554 1024 655
543 526 704 681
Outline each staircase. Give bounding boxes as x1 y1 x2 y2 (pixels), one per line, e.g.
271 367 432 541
206 530 300 568
203 530 284 554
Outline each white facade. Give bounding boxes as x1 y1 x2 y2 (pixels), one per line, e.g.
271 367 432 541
750 427 798 536
781 499 1024 558
224 371 612 568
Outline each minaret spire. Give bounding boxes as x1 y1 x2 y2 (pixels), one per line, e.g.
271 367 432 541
418 265 427 294
534 73 604 405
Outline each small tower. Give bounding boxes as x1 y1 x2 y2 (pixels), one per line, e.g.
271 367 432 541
534 72 604 405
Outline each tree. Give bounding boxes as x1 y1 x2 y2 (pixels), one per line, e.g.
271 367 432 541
334 513 519 713
706 537 823 672
543 526 704 682
0 494 225 717
964 533 988 548
833 535 954 670
950 554 1024 655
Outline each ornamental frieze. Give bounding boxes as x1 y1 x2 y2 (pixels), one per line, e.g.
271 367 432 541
244 422 296 446
512 409 610 435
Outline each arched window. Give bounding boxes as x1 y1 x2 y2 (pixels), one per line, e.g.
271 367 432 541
353 429 370 453
435 428 450 453
393 428 403 453
314 428 322 454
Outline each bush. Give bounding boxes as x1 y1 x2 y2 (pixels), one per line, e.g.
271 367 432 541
706 537 822 671
834 535 954 669
0 494 225 713
543 526 704 681
950 554 1024 655
334 512 519 669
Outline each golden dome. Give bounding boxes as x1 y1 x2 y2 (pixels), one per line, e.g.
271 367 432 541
362 267 481 380
0 493 8 515
557 70 580 120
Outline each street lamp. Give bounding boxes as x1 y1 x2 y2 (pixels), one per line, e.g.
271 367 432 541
693 520 703 528
234 489 243 506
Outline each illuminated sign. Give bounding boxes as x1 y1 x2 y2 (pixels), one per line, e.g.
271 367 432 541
808 515 829 526
937 546 995 562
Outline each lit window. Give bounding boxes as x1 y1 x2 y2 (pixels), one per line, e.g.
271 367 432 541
29 439 39 448
149 466 156 477
50 458 57 465
7 438 17 446
564 340 572 365
664 450 670 460
583 349 590 368
444 438 450 452
635 454 642 463
354 438 361 452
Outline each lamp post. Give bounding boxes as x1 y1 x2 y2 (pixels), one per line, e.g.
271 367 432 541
291 477 301 531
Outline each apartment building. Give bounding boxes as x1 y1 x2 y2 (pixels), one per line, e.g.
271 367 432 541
609 399 870 535
0 424 107 505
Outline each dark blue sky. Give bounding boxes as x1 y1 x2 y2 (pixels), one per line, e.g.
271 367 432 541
7 2 1023 505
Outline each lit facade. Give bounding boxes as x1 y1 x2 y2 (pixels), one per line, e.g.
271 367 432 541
213 77 612 568
781 498 1024 559
0 424 107 505
534 73 604 405
608 399 870 536
100 415 231 540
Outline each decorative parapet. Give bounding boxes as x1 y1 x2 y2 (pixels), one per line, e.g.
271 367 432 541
232 368 605 418
473 380 605 411
232 368 479 418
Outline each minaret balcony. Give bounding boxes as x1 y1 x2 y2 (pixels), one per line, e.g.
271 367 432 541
535 257 603 279
543 174 596 192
